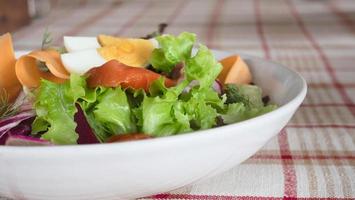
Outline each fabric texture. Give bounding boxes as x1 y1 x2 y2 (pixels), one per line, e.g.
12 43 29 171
3 0 355 199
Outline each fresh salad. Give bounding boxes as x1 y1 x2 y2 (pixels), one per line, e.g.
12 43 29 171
0 27 276 146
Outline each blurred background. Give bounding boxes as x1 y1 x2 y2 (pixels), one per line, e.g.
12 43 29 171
1 0 354 57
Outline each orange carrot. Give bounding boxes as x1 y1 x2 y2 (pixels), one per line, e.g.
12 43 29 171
218 55 252 85
15 50 69 88
87 60 175 91
30 50 70 79
0 33 22 102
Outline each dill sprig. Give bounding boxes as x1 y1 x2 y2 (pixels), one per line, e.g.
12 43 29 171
141 23 168 39
0 89 19 120
40 28 67 54
41 28 53 50
224 84 251 106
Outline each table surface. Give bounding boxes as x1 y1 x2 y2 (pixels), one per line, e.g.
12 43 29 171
4 0 355 199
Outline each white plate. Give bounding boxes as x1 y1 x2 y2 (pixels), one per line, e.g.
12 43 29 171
0 50 307 200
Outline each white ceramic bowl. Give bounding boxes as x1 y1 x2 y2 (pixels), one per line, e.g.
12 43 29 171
0 50 307 200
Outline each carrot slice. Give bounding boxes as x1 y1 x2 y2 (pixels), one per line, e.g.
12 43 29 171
15 50 69 88
218 55 252 85
87 60 175 91
0 33 22 102
29 50 70 79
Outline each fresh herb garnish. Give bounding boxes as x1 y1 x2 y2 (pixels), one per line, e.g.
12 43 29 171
224 84 250 105
36 61 50 72
141 23 168 39
0 89 19 120
40 28 67 54
41 28 53 50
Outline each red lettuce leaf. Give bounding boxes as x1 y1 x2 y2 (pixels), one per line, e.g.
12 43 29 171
75 104 100 144
5 135 52 146
0 111 35 145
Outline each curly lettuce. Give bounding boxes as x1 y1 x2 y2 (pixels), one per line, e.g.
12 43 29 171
80 87 136 142
222 84 277 124
150 32 196 73
32 75 136 144
222 103 277 124
184 45 222 89
138 43 225 136
32 74 86 144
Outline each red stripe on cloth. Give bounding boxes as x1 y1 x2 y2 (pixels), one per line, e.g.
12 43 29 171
254 2 297 196
253 154 355 160
115 0 154 36
166 0 188 25
147 194 353 200
206 0 225 48
254 0 271 59
151 194 283 200
278 129 297 198
254 1 296 196
286 0 355 117
286 124 355 129
328 2 355 34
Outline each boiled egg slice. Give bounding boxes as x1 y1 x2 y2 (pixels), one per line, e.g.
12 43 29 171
61 49 106 75
64 36 101 52
97 34 159 48
61 36 157 75
64 36 159 53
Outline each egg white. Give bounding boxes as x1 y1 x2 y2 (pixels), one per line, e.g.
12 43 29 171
64 36 101 52
61 37 159 75
61 49 106 75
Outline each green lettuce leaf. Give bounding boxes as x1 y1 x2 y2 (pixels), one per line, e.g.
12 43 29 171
149 77 168 97
238 84 264 108
32 74 86 144
224 84 263 107
31 117 49 134
32 74 136 144
184 87 225 129
140 93 191 137
150 32 196 73
221 103 246 124
183 97 218 130
190 87 225 110
222 103 277 124
224 84 249 105
185 45 222 89
222 84 277 124
139 38 226 136
80 87 136 142
140 83 226 136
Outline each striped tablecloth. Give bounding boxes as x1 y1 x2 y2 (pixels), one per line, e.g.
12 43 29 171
5 0 355 199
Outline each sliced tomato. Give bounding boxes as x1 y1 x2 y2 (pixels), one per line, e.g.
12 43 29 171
87 60 175 91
